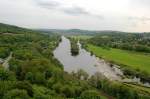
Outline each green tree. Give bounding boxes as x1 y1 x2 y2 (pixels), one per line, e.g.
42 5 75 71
3 89 30 99
0 67 9 80
14 81 33 97
61 85 75 97
25 72 34 83
34 73 46 84
81 90 101 99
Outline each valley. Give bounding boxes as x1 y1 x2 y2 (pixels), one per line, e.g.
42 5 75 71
0 23 150 99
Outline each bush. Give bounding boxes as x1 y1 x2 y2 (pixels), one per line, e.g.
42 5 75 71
61 85 75 97
25 72 34 83
34 73 46 85
3 89 30 99
80 90 101 99
0 67 15 81
14 81 33 97
0 47 10 58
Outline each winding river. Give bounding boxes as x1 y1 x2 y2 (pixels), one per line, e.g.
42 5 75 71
53 36 123 81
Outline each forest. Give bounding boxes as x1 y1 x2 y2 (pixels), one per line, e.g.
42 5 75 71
0 23 150 99
88 33 150 53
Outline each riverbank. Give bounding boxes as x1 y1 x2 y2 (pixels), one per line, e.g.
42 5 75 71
87 44 150 83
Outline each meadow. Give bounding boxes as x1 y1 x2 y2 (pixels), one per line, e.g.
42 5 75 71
87 44 150 74
69 35 93 40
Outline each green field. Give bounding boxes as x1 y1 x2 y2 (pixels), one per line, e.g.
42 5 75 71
69 35 93 40
87 44 150 74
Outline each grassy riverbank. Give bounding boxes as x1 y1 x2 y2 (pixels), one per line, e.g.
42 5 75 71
87 44 150 74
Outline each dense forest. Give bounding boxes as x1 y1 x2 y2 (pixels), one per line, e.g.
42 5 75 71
0 23 150 99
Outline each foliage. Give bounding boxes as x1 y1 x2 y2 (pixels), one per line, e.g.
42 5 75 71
88 74 140 99
69 37 79 56
88 33 150 53
81 90 101 99
3 89 30 99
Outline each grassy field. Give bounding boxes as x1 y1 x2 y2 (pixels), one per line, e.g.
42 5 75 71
87 44 150 74
69 35 93 40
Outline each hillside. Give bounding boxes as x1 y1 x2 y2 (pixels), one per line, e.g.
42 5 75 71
38 28 150 36
0 23 36 34
37 29 128 36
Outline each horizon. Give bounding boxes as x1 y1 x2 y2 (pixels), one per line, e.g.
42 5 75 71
1 22 149 33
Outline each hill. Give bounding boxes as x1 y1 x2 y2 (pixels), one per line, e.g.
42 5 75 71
37 28 128 35
0 23 36 34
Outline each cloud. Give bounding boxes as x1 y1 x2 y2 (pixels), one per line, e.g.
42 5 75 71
35 0 103 19
128 17 150 22
62 6 89 15
35 0 89 15
36 0 61 9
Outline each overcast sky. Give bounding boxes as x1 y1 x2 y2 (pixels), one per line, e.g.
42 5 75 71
0 0 150 32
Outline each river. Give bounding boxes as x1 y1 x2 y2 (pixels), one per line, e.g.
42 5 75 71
53 36 123 81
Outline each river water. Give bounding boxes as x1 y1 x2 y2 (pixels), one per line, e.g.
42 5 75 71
53 36 123 81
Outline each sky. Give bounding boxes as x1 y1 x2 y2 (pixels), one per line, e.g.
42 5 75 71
0 0 150 32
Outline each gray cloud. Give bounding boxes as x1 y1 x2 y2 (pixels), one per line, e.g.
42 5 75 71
62 6 89 15
62 6 104 19
36 0 61 9
35 0 103 19
35 0 89 15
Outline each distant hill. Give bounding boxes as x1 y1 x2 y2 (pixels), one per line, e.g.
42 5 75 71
1 23 150 36
0 23 36 34
37 29 133 36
